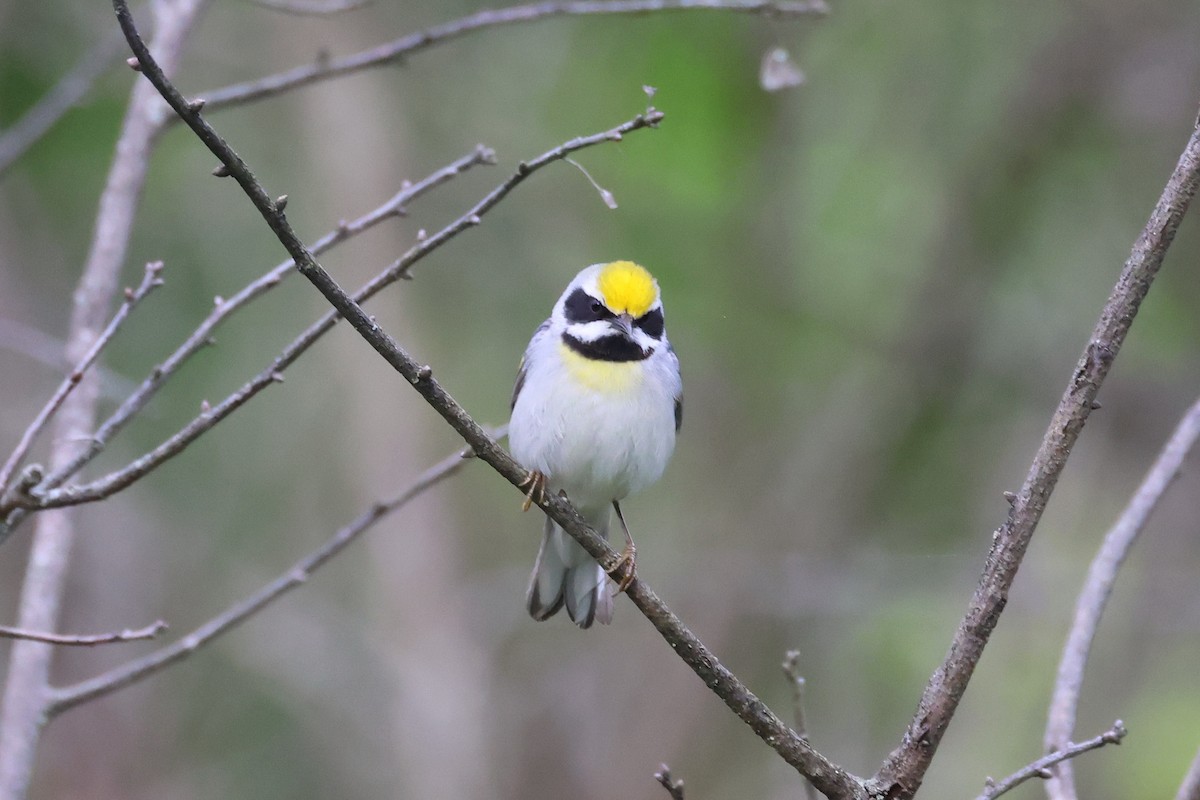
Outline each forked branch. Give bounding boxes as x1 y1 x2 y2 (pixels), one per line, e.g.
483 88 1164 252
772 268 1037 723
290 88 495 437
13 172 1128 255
1044 397 1200 800
979 721 1126 800
0 261 163 498
0 117 648 524
46 433 495 717
112 3 863 796
871 114 1200 800
111 2 1200 799
0 146 494 538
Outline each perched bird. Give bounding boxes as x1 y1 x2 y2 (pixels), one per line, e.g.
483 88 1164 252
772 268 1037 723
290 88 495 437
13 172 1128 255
509 261 682 628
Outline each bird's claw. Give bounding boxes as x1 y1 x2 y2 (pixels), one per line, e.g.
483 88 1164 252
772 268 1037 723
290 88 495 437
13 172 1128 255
608 542 638 593
519 470 547 512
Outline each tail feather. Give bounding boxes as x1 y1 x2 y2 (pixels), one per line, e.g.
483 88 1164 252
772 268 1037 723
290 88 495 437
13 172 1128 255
527 518 567 621
526 510 612 628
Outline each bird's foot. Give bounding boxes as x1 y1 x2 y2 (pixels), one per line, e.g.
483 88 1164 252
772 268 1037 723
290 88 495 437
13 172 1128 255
608 541 638 593
519 470 547 512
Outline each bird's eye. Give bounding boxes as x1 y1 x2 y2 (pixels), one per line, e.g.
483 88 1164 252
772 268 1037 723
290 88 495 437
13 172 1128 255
564 288 614 323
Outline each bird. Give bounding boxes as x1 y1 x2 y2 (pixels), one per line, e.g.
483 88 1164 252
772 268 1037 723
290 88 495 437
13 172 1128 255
508 260 682 628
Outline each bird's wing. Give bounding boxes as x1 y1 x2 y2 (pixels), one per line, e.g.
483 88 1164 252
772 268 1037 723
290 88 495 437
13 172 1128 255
668 341 682 432
511 318 552 410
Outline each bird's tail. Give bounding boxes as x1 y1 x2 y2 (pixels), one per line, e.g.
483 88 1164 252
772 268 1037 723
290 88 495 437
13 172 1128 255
526 510 612 628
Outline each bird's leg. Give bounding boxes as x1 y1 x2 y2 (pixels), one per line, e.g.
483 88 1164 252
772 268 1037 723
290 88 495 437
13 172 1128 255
519 470 547 512
608 501 637 593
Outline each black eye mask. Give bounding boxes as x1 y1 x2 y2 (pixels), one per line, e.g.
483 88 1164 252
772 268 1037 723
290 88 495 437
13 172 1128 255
563 288 614 324
634 307 664 338
563 288 665 339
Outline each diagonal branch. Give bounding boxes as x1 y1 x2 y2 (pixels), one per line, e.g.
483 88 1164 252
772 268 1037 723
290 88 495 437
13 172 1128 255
45 432 495 717
1043 397 1200 800
0 145 493 538
199 0 828 112
2 113 652 520
113 4 863 797
0 261 164 498
872 116 1200 800
978 721 1126 800
0 621 167 647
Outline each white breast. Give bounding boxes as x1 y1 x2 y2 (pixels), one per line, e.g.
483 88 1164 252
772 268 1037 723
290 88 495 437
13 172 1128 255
509 341 677 516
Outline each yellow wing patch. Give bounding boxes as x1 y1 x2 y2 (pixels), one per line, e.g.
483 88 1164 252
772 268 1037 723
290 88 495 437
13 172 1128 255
597 261 657 318
559 342 642 392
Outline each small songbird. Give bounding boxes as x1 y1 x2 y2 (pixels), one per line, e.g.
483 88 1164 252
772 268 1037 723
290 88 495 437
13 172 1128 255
508 261 682 628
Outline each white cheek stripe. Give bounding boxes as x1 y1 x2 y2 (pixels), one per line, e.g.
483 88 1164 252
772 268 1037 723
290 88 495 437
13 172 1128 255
566 321 664 350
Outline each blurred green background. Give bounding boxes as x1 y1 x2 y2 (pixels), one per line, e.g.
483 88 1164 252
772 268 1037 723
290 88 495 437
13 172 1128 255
2 1 1199 798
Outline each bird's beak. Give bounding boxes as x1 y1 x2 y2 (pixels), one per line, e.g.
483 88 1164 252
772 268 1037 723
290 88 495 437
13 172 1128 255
612 313 635 339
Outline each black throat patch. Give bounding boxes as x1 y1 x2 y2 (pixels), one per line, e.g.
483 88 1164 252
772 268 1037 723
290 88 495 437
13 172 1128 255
562 332 649 362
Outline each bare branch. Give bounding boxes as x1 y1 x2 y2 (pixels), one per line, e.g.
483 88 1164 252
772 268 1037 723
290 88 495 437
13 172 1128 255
1 113 651 521
0 30 127 178
0 621 167 647
1176 745 1200 800
113 6 864 797
0 146 493 538
0 261 164 497
977 721 1126 800
871 115 1200 800
200 0 828 112
654 764 686 800
782 650 811 737
1043 397 1200 800
249 0 372 16
45 432 494 717
783 650 819 800
0 3 209 797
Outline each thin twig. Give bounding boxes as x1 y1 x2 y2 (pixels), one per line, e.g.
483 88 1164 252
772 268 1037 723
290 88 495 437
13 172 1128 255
373 109 662 284
1043 397 1200 800
0 4 209 798
4 115 654 519
249 0 372 16
114 6 864 796
199 0 828 113
564 157 618 208
0 29 127 178
977 721 1126 800
654 764 686 800
784 650 819 800
0 147 493 537
871 115 1200 800
0 261 164 498
0 621 167 647
782 650 811 737
1176 745 1200 800
45 431 495 717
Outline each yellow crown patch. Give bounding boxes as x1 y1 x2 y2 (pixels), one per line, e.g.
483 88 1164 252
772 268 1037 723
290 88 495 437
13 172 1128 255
597 261 656 317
